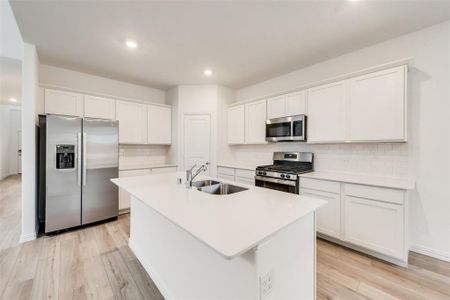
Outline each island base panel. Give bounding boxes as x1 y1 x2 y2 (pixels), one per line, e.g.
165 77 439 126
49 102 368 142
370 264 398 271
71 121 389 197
129 197 316 300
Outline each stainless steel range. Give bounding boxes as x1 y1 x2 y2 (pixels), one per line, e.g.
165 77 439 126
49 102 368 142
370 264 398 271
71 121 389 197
255 152 313 194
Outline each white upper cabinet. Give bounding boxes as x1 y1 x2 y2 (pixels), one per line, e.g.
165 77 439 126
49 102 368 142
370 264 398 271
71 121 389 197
115 100 147 144
267 95 286 119
227 105 245 144
286 91 306 116
348 66 406 142
45 89 84 117
245 99 267 144
84 95 115 120
147 105 171 145
267 91 306 119
307 81 347 143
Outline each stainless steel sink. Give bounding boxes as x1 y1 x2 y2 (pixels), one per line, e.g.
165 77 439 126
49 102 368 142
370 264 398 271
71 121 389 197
197 183 248 195
192 180 221 188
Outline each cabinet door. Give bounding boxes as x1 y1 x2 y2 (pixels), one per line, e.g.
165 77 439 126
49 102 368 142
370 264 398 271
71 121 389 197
227 105 245 144
307 81 347 143
84 95 115 120
300 188 341 239
344 196 404 259
116 100 147 144
148 105 172 144
286 91 306 116
245 99 267 144
45 89 84 117
151 167 177 174
348 66 406 142
267 95 286 119
118 169 151 211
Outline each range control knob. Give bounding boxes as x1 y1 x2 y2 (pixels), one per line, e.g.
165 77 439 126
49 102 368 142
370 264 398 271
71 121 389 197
285 175 291 179
280 174 285 178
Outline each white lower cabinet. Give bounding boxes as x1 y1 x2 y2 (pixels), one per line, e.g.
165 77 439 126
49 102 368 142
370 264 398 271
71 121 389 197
119 169 152 211
218 174 235 181
300 188 341 239
299 177 408 264
217 166 255 185
344 195 404 260
119 166 176 211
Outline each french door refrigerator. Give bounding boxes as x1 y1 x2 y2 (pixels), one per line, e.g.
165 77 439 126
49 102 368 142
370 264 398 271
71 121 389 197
38 114 119 233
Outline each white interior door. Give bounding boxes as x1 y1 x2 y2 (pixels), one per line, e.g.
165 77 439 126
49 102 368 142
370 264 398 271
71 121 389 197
17 130 22 174
183 114 211 174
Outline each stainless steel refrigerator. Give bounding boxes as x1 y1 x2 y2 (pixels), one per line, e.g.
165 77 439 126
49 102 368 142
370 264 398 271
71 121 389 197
38 114 119 233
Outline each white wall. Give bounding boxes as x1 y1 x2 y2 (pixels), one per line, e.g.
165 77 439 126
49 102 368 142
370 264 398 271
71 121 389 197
230 21 450 259
0 104 21 179
20 43 39 242
169 85 235 176
39 64 166 104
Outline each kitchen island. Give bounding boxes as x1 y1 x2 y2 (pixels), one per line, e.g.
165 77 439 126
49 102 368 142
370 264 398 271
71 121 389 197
112 172 326 300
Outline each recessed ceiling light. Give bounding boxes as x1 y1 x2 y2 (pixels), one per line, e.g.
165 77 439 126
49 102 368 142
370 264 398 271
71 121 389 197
125 40 137 49
9 98 17 102
204 69 213 76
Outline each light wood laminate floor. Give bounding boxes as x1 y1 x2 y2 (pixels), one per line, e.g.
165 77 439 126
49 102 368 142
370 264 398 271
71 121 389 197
1 175 449 300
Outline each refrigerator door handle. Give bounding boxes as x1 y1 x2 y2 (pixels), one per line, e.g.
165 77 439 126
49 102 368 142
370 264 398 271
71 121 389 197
83 132 87 186
77 132 82 186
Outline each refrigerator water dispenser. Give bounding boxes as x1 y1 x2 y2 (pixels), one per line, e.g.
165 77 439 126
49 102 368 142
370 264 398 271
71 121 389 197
56 144 75 169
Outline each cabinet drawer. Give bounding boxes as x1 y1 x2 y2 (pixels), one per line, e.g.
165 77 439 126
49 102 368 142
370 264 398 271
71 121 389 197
345 184 404 205
217 173 235 182
235 176 254 186
300 178 340 194
235 168 254 180
217 167 235 176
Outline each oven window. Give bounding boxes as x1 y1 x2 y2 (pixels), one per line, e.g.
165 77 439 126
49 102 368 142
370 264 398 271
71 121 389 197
266 122 291 137
293 120 303 137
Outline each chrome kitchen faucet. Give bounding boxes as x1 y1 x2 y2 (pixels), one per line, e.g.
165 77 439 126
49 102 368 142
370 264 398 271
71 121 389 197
186 164 208 188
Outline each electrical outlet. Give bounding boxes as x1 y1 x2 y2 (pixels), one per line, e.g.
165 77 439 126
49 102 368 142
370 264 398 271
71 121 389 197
259 270 274 299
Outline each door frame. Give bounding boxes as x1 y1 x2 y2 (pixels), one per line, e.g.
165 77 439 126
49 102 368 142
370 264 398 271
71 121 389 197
181 113 213 176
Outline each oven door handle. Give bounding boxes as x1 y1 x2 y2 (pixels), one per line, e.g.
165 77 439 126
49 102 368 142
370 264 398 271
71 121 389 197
255 175 297 186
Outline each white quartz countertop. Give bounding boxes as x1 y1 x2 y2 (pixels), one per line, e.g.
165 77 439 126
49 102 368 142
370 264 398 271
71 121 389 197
119 163 177 171
111 172 326 259
299 171 415 190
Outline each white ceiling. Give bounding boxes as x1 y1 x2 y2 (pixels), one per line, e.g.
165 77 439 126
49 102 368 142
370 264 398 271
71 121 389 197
10 0 450 89
0 57 22 104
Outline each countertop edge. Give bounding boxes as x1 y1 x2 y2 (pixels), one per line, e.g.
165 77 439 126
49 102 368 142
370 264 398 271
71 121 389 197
299 172 415 190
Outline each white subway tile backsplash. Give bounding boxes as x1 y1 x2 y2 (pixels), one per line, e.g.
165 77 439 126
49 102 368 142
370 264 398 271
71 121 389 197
228 142 409 178
119 144 169 167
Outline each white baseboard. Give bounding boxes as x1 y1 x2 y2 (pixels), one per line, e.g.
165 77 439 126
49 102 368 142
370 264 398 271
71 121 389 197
19 231 37 243
410 244 450 262
129 238 175 300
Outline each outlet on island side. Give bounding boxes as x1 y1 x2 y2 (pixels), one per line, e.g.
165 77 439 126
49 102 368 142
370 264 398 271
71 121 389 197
259 270 274 299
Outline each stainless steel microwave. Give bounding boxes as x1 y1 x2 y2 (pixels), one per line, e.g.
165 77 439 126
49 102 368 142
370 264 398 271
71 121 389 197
266 115 306 142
